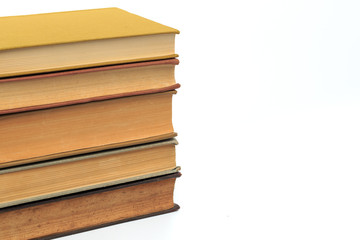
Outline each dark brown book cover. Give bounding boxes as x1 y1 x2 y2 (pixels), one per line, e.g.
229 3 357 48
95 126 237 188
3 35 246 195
0 172 181 240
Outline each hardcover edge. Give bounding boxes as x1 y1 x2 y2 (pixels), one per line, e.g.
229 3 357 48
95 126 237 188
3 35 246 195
0 59 179 82
0 54 179 78
0 138 178 175
0 132 178 169
0 167 181 209
0 172 181 213
36 204 180 240
0 83 181 115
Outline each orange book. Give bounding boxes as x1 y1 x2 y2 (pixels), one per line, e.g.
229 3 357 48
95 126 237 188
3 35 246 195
0 90 178 168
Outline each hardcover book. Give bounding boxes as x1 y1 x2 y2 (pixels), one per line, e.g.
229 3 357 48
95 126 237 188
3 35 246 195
0 8 182 239
0 90 178 168
0 8 179 78
0 172 181 240
0 59 179 115
0 139 179 208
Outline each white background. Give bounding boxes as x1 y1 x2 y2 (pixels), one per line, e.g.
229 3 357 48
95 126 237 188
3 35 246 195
2 1 360 239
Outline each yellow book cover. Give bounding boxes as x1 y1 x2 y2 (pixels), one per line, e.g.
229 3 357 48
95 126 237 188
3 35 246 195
0 8 179 78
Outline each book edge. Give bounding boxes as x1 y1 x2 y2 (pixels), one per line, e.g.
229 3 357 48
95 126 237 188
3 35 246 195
0 132 178 169
0 167 181 209
36 204 180 240
0 172 181 212
0 138 178 175
0 83 180 115
0 58 180 82
0 54 179 78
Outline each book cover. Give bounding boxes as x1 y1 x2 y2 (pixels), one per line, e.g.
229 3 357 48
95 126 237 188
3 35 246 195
0 8 179 51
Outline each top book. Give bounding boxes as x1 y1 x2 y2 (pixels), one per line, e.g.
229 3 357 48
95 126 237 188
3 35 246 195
0 8 179 78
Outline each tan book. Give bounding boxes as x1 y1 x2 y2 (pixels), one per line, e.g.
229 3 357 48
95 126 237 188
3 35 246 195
0 59 179 115
0 172 180 240
0 90 177 168
0 139 179 208
0 8 179 78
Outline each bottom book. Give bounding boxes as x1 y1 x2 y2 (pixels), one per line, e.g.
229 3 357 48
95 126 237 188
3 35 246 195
0 172 181 240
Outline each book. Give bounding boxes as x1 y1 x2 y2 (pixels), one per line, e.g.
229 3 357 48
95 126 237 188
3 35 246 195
0 90 177 168
0 172 181 240
0 59 179 115
0 8 179 78
0 139 179 208
0 7 182 239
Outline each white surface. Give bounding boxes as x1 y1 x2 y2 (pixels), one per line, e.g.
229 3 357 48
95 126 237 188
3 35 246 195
2 1 360 239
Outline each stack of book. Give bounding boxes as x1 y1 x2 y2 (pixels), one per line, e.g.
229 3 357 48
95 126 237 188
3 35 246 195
0 8 181 239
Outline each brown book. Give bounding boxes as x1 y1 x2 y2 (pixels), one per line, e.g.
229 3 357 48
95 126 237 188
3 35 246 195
0 59 179 115
0 139 179 208
0 90 177 168
0 172 181 240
